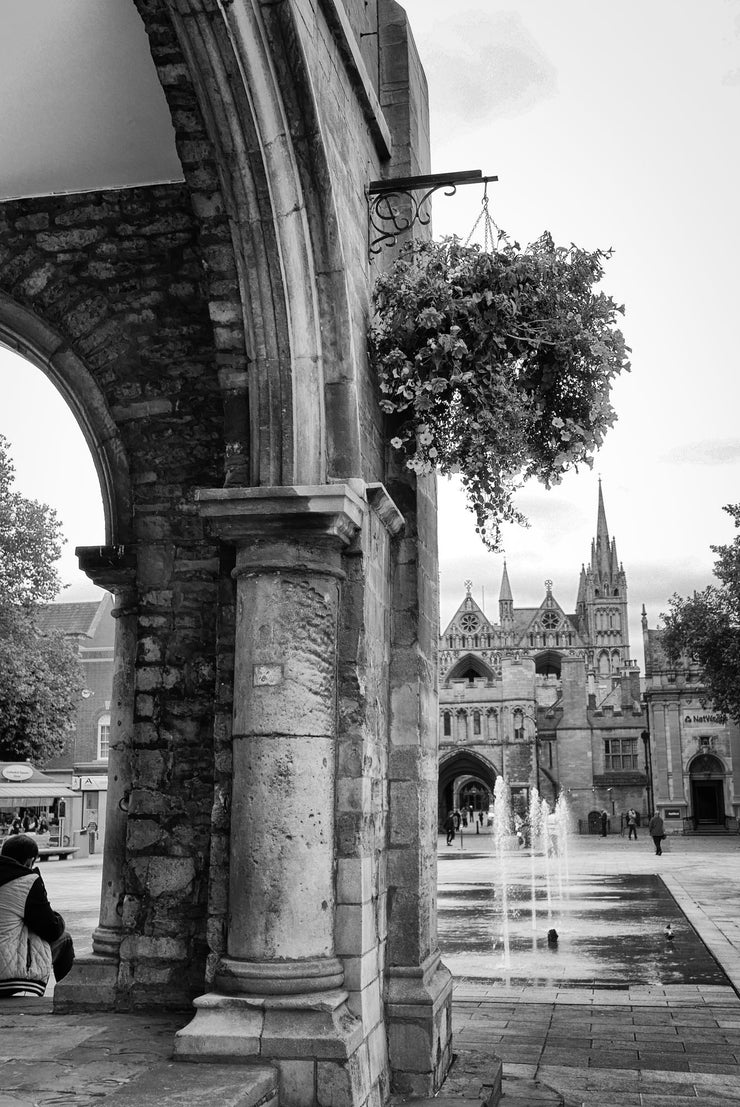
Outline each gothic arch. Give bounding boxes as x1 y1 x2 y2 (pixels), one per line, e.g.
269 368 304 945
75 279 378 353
438 748 497 823
446 653 494 683
136 0 363 487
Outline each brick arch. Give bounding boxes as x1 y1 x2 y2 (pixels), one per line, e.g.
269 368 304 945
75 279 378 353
0 293 133 544
135 0 362 487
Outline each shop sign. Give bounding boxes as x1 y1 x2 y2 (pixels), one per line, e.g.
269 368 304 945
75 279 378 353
72 775 108 791
684 714 726 726
664 808 682 819
2 764 33 782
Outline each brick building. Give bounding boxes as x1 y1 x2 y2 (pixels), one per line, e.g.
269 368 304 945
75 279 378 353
642 612 740 835
439 484 648 831
36 594 114 839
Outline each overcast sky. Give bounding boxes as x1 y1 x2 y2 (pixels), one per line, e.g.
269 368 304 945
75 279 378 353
1 0 739 670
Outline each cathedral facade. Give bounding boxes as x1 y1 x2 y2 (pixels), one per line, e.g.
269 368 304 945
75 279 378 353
438 485 647 830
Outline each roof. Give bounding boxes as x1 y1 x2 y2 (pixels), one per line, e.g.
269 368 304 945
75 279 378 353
35 594 114 647
35 601 101 637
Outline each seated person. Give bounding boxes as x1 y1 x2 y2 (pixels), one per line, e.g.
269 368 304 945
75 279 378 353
0 834 75 996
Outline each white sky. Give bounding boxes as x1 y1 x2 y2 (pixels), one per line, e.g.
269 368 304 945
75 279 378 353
1 0 739 670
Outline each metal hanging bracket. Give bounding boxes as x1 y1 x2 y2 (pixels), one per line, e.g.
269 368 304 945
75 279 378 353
367 169 498 257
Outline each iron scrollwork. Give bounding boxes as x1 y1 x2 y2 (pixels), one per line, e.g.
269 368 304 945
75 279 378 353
367 170 498 257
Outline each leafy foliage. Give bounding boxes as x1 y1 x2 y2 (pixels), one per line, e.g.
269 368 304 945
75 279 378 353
369 234 630 547
0 434 64 606
661 504 740 723
0 607 82 762
0 435 82 761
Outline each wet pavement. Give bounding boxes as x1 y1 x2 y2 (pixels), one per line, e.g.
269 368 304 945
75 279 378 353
3 838 740 1105
439 831 740 1105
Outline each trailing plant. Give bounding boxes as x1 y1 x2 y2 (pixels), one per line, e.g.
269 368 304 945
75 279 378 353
369 233 630 548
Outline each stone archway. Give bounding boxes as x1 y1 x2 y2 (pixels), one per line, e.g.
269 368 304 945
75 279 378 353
438 749 497 826
0 0 451 1098
689 753 726 828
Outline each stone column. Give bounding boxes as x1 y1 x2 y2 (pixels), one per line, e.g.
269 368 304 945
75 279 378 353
175 486 368 1090
54 545 137 1012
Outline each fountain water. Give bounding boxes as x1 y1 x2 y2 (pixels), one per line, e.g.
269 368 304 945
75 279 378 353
492 776 514 967
527 787 541 932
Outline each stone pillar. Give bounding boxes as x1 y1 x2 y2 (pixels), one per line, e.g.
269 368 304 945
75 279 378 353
384 473 455 1097
54 545 137 1012
175 486 370 1102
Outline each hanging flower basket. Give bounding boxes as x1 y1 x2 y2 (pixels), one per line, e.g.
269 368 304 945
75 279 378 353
369 233 630 549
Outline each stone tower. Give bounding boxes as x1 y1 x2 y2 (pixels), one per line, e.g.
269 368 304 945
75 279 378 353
575 480 630 677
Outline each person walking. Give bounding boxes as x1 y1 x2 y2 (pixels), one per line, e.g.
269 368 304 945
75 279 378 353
600 809 608 837
626 808 638 840
0 834 75 996
443 812 456 846
648 811 665 856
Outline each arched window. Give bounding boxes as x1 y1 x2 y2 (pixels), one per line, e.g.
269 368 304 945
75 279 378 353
97 714 111 760
473 711 481 735
598 651 611 676
513 709 524 742
443 712 451 737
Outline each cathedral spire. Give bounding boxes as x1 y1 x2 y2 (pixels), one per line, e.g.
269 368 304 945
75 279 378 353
597 477 609 547
499 561 513 626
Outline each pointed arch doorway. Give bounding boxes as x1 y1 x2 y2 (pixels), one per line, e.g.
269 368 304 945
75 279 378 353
438 749 497 827
689 754 726 829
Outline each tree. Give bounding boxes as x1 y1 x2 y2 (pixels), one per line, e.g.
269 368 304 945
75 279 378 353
0 434 82 761
661 504 740 724
370 233 630 548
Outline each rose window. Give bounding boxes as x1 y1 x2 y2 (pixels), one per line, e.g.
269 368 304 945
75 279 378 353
459 613 479 633
541 611 559 630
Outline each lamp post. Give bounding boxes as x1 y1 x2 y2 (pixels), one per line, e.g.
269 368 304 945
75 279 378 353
641 701 654 818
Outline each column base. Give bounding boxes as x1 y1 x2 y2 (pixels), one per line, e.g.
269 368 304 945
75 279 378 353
53 953 119 1013
386 952 455 1096
175 990 373 1107
92 925 124 958
215 954 344 995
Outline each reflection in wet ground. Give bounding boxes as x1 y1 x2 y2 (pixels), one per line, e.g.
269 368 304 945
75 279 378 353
438 871 731 987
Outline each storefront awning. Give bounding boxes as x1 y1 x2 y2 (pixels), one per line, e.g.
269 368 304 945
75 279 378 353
0 782 77 803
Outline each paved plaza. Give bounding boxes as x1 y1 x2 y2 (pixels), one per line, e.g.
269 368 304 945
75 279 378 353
439 830 740 1105
1 836 740 1105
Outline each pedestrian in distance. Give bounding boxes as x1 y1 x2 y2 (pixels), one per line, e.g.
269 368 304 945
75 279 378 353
0 834 75 996
626 808 638 840
443 812 456 846
648 811 665 855
600 809 608 837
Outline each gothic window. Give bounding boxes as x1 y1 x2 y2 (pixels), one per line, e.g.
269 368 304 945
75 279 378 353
604 738 638 771
459 613 479 633
598 651 611 676
473 711 481 735
513 709 524 742
97 714 111 761
541 611 559 630
443 712 451 737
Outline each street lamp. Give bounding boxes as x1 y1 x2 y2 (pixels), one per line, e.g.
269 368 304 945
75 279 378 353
641 708 654 819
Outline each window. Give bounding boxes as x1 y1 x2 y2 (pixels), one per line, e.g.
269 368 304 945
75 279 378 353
604 738 638 771
473 711 481 735
443 712 451 737
97 715 111 760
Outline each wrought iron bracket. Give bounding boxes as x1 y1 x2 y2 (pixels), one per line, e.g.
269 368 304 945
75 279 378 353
367 169 498 257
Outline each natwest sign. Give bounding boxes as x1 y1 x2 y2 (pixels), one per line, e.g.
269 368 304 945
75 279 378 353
1 764 33 782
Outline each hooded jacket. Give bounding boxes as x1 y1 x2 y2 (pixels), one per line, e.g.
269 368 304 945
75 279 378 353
0 855 65 996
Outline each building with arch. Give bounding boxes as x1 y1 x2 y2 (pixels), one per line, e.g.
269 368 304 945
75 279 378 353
439 484 647 828
0 2 454 1102
642 612 740 834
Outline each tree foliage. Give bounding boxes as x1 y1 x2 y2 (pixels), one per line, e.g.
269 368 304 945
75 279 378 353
369 234 630 548
0 435 82 761
0 607 82 762
661 504 740 723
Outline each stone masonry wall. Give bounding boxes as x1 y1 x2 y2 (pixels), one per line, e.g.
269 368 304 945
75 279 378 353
0 184 225 1006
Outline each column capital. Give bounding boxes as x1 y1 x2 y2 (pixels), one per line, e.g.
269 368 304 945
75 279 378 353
75 545 137 596
196 483 365 545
